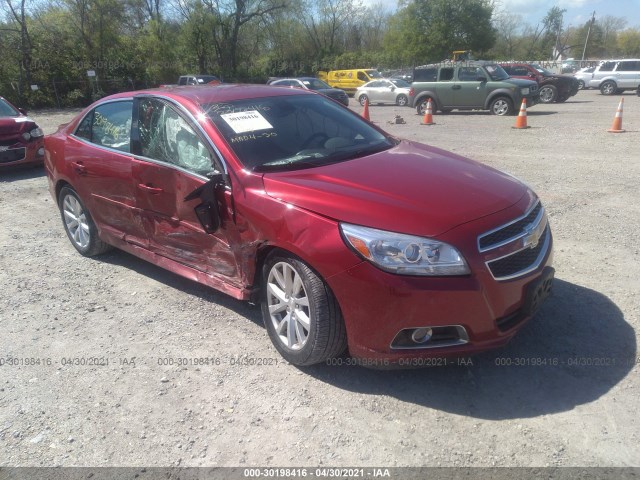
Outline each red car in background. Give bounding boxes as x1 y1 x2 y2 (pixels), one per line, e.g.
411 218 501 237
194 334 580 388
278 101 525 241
0 96 45 168
44 85 553 367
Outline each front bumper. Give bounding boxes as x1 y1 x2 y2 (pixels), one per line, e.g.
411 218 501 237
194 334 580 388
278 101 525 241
327 196 554 363
0 139 44 168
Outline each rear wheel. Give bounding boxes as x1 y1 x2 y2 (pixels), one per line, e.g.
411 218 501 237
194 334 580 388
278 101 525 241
358 94 369 106
539 85 558 103
261 252 347 366
600 81 617 95
396 94 408 106
416 97 436 115
489 96 513 116
58 186 112 257
577 80 585 90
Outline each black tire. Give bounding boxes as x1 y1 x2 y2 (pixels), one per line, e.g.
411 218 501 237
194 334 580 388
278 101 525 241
539 85 558 103
416 97 436 115
489 96 514 116
261 252 347 366
396 94 408 106
358 94 369 106
58 186 112 257
577 80 585 90
600 81 617 95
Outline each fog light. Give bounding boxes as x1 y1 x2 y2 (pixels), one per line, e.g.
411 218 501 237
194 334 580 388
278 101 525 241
411 327 433 344
36 147 45 157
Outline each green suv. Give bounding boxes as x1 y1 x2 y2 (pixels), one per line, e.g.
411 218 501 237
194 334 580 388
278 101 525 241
409 61 540 116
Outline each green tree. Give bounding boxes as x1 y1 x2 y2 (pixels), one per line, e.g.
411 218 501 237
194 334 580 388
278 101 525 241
384 0 496 65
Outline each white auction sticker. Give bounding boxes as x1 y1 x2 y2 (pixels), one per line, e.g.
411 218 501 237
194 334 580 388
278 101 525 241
220 110 273 134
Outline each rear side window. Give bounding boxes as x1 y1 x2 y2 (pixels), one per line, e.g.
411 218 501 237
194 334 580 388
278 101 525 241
74 101 133 153
617 61 640 72
439 68 454 81
413 68 437 82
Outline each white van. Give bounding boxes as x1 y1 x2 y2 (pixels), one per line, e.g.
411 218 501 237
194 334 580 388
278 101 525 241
588 59 640 94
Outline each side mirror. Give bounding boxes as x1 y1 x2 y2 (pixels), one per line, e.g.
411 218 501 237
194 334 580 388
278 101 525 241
184 173 227 233
528 73 536 79
390 86 396 92
476 76 487 82
19 108 27 115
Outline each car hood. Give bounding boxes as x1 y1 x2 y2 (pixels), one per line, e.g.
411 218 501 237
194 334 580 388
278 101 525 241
504 78 538 88
317 88 347 97
0 116 36 135
261 140 528 237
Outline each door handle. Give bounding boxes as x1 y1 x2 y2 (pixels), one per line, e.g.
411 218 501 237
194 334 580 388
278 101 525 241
137 183 163 194
70 161 86 175
452 85 462 90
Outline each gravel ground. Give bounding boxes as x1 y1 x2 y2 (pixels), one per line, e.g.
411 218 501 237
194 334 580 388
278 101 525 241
0 89 638 469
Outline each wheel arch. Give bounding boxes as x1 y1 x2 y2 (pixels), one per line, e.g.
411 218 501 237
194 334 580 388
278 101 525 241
484 90 516 109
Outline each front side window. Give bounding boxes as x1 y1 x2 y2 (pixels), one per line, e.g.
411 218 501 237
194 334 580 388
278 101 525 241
137 97 214 176
599 62 616 72
74 101 132 153
357 71 369 82
204 95 394 171
458 67 482 81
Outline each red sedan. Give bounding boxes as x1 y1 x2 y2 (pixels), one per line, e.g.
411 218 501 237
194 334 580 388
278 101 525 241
44 85 553 366
0 96 45 168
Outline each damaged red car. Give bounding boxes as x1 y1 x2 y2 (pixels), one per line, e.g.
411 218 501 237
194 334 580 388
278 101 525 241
44 85 553 366
0 96 45 168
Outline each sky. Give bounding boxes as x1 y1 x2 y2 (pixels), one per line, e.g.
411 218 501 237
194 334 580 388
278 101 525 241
497 0 640 29
367 0 640 29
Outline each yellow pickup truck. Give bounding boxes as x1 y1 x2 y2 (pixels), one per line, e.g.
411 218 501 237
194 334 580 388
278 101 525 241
317 69 383 95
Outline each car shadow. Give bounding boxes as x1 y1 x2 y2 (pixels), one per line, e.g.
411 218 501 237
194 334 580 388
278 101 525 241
0 165 45 182
96 249 263 325
301 278 636 420
89 250 636 419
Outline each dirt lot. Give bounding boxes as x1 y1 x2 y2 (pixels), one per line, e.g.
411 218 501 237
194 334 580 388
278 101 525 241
1 89 639 470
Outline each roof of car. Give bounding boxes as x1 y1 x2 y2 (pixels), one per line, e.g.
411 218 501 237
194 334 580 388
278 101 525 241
414 60 499 70
99 84 310 106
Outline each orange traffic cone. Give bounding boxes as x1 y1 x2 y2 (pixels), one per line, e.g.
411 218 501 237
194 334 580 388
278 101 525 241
608 98 625 133
361 97 370 121
421 98 435 125
512 98 530 129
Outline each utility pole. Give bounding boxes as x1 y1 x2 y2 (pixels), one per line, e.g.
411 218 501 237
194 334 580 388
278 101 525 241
582 11 596 61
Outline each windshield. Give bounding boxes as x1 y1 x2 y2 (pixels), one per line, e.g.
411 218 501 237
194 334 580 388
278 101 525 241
485 65 510 81
203 95 394 172
0 98 20 117
390 78 410 88
531 64 553 75
302 78 332 90
197 75 219 84
366 70 383 79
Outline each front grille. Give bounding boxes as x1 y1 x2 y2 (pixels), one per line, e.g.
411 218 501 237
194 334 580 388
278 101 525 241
478 200 551 281
0 147 26 164
486 227 549 279
479 202 542 251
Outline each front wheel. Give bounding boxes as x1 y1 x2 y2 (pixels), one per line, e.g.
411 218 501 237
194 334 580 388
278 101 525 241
261 253 347 366
600 81 617 95
58 186 112 256
539 85 558 103
489 96 513 116
358 94 369 106
396 94 408 106
577 80 585 90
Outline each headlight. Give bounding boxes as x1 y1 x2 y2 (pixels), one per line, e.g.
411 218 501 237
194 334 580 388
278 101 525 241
22 127 44 141
340 223 470 276
521 87 530 95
